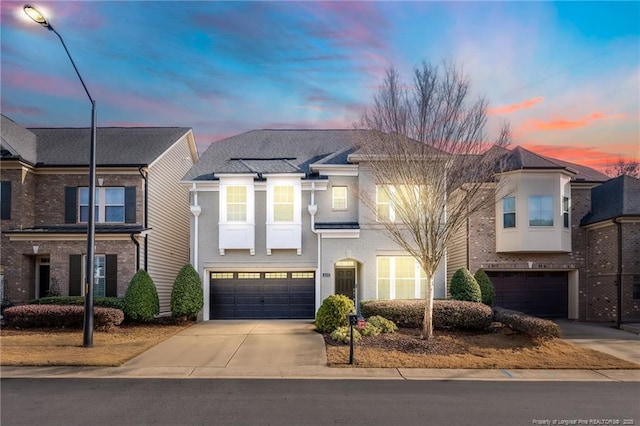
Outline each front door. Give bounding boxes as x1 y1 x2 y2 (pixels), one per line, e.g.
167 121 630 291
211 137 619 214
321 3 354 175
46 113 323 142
335 268 355 300
38 258 50 299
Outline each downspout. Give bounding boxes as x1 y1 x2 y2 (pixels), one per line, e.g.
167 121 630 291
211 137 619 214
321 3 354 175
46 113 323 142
190 183 204 320
615 218 623 329
138 167 149 271
130 233 140 271
308 182 321 314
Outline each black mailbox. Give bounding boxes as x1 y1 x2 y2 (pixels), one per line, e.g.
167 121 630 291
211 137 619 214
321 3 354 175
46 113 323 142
348 313 358 326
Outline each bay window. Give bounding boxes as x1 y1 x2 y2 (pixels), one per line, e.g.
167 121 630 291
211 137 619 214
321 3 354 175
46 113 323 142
529 195 553 226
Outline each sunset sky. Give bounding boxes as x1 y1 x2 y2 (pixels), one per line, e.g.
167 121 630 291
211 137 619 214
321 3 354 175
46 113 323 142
1 1 638 171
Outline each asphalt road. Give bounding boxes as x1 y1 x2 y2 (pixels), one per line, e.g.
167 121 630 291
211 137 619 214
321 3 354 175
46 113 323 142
2 379 638 426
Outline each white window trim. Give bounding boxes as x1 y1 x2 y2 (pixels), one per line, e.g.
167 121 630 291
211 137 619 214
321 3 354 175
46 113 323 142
376 256 424 299
528 194 554 227
81 254 106 297
332 186 348 211
503 196 516 229
79 187 125 224
266 177 301 225
219 178 255 225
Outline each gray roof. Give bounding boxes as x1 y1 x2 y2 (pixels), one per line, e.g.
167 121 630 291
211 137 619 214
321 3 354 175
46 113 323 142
184 129 362 181
502 146 609 182
1 115 191 166
1 115 38 164
581 175 640 225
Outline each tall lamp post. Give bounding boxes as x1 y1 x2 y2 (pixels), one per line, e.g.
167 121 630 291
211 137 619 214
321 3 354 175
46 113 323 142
24 4 96 347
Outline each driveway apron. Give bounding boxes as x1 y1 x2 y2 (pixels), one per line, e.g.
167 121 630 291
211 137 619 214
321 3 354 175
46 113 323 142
122 320 327 369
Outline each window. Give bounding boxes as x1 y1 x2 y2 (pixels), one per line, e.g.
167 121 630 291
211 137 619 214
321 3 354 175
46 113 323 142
503 196 516 228
226 186 247 222
265 272 287 279
563 196 570 228
376 186 392 221
376 185 420 222
273 186 294 222
633 275 640 300
82 254 106 297
1 181 11 220
238 272 260 279
292 272 314 279
376 256 426 299
529 195 553 226
79 187 125 223
210 272 233 279
332 186 348 210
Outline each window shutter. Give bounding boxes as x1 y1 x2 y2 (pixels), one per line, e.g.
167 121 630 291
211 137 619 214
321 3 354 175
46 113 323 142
125 186 136 223
105 254 118 297
1 181 11 220
65 187 77 224
69 254 82 296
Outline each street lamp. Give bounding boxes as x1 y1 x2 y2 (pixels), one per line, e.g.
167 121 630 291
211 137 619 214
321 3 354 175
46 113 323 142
24 4 97 347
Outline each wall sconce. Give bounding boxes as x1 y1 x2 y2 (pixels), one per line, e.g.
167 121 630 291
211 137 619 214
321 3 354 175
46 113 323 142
528 261 533 269
98 178 104 186
32 245 39 254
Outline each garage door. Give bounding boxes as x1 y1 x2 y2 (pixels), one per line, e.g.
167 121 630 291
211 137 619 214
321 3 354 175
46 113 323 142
486 271 568 318
210 272 315 319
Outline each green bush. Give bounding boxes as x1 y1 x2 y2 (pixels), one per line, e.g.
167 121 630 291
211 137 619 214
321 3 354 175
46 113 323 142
366 315 397 333
359 321 381 337
493 307 561 339
330 325 362 344
124 270 159 322
474 269 495 306
170 264 204 320
450 268 482 302
32 296 125 310
3 304 124 331
315 294 355 333
360 299 492 331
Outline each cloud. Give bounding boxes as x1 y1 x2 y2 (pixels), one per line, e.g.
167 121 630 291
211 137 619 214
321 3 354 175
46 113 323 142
520 112 628 132
521 143 635 172
488 97 544 115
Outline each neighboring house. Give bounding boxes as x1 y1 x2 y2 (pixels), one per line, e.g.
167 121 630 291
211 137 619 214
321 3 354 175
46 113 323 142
183 130 639 323
0 115 198 314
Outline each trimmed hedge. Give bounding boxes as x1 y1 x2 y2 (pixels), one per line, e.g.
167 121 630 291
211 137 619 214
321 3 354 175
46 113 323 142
315 294 355 333
3 304 124 331
493 307 561 339
360 299 493 331
31 296 125 311
171 264 204 320
450 268 482 302
124 270 159 322
474 268 495 306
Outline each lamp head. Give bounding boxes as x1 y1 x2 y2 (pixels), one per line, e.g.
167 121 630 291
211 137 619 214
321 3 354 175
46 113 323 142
23 4 52 29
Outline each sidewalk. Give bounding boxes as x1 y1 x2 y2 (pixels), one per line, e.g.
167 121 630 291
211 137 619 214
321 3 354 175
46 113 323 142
2 319 639 381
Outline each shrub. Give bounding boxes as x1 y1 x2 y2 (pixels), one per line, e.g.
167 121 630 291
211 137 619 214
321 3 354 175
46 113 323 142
124 270 159 322
330 325 362 344
450 268 482 303
359 321 381 337
493 307 561 339
315 294 355 333
171 264 204 320
3 304 124 331
474 269 495 306
366 315 397 333
1 299 14 315
360 299 492 331
32 296 125 310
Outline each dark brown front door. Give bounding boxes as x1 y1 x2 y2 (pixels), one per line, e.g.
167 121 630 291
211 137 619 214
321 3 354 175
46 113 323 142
335 268 355 300
38 265 50 298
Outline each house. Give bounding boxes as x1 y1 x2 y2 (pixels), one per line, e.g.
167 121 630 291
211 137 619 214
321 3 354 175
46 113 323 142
183 129 639 323
0 115 198 314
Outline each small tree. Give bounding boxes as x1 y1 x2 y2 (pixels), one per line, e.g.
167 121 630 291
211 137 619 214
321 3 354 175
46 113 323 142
171 264 204 321
450 268 482 303
474 268 495 306
605 156 639 178
124 269 159 322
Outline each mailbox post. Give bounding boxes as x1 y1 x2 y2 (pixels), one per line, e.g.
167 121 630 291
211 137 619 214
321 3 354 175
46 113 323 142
348 313 358 365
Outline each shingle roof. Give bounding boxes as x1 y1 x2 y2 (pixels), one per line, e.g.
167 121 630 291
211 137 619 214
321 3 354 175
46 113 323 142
184 129 362 181
1 115 38 164
581 175 640 225
29 126 191 166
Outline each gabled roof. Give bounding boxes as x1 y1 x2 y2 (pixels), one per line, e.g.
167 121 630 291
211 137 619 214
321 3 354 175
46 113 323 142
184 129 362 181
500 146 609 182
1 115 38 165
1 115 193 167
581 175 640 225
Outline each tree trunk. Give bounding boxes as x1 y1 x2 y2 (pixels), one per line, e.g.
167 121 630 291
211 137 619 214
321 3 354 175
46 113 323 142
422 275 435 339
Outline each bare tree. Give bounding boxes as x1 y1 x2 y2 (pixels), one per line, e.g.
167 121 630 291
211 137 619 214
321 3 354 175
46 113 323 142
605 156 639 178
353 61 511 339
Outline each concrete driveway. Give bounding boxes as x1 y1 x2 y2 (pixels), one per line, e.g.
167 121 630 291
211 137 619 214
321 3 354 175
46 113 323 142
123 320 327 371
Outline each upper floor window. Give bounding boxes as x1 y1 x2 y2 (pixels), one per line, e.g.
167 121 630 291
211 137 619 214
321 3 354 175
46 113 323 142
332 186 348 210
503 196 516 228
226 186 247 222
529 195 553 227
273 185 294 222
1 181 11 220
79 187 125 223
376 185 392 221
376 185 419 222
563 196 570 228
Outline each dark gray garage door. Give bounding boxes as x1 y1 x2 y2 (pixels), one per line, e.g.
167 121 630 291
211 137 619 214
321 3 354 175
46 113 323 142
486 271 568 318
210 272 315 319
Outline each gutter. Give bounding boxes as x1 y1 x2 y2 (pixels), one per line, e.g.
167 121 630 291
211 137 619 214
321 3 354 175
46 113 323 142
130 233 140 270
138 167 149 270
